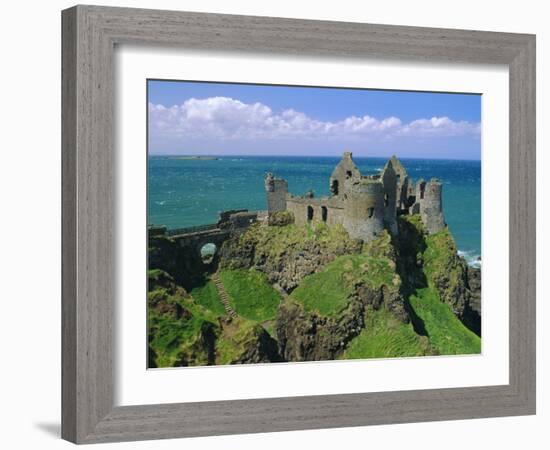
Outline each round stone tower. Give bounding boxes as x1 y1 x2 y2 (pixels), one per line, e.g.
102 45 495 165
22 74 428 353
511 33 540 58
420 178 445 234
343 178 385 242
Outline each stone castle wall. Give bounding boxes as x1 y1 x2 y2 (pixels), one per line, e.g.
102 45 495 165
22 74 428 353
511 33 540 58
286 195 345 227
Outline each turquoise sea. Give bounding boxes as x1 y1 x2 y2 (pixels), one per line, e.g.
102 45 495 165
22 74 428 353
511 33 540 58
148 156 481 266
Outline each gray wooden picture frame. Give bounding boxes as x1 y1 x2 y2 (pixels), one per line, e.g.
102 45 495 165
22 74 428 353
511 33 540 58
61 4 536 444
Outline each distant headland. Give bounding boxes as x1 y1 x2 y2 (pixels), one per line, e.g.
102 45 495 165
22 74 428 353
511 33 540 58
168 155 219 161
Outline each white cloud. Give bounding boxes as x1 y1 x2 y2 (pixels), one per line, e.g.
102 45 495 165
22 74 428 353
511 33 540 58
148 97 480 141
399 116 481 137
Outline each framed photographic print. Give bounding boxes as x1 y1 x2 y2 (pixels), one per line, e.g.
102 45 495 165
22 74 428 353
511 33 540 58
62 5 536 444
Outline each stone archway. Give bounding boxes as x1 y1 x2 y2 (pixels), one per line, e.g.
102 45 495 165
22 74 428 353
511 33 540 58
200 242 217 264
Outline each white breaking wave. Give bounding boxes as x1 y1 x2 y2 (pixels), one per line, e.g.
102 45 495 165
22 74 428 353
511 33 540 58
457 250 481 268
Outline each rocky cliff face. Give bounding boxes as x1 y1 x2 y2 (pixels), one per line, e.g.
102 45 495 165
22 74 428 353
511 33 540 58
275 230 410 361
147 270 217 367
276 297 365 361
463 266 481 335
276 281 408 361
217 318 282 364
396 215 481 336
219 222 362 293
147 269 282 367
467 266 481 314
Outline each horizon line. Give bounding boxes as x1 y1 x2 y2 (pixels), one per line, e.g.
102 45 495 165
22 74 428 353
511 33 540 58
148 153 482 162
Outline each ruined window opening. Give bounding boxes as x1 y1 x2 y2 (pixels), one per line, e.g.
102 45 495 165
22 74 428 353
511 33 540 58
331 179 339 196
420 185 425 200
346 170 352 179
367 207 374 218
307 205 314 222
321 206 328 222
384 194 389 207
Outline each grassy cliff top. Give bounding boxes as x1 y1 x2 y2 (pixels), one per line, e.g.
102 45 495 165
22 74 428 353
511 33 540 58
342 307 435 359
290 251 399 318
191 269 282 322
239 222 361 258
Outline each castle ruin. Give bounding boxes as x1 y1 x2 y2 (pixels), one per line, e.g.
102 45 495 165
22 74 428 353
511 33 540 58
265 151 445 242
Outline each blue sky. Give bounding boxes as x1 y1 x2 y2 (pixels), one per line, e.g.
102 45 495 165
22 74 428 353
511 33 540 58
148 80 481 160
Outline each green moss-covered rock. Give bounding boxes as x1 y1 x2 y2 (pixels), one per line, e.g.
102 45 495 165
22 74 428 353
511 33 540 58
147 297 220 368
290 254 400 318
423 229 470 318
396 215 481 337
267 210 294 226
277 240 410 361
276 297 365 361
395 215 428 290
147 270 220 367
216 317 282 364
362 229 397 261
219 222 362 292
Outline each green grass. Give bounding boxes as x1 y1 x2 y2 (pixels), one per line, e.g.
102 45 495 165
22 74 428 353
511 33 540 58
401 213 425 231
408 287 481 355
290 262 350 317
362 229 395 260
342 308 434 359
190 281 226 317
220 269 282 322
423 230 459 279
238 222 360 262
291 254 399 317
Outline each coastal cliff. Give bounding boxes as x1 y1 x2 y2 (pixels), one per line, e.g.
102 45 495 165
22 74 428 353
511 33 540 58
148 214 480 367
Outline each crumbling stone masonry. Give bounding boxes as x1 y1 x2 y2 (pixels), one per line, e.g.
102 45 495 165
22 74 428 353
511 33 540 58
265 152 446 243
264 172 288 213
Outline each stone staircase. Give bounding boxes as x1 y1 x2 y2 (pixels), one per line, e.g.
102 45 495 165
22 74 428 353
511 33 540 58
211 272 237 318
273 283 289 300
